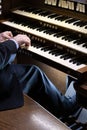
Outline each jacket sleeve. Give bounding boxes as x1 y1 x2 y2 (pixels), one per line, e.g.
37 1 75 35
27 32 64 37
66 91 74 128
0 40 18 70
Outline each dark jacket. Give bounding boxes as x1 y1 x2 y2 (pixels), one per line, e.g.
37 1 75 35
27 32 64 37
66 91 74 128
0 40 24 111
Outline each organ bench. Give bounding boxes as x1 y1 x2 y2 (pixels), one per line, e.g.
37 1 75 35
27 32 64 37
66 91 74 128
0 94 71 130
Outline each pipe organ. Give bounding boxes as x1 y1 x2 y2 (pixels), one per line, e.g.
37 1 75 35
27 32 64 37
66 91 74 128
0 0 87 129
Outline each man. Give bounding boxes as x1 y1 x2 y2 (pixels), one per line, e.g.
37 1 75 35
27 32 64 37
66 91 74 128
0 31 78 118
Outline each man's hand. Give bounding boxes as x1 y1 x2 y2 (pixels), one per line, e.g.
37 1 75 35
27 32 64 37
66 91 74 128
13 34 31 47
0 31 13 42
0 31 31 48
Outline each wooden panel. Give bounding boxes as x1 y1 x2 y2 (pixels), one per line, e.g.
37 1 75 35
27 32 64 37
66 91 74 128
17 54 67 94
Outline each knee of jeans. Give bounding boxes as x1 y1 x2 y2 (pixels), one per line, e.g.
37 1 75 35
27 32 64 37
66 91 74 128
32 65 41 72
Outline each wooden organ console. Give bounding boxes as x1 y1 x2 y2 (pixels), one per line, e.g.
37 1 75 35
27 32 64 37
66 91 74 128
0 0 87 129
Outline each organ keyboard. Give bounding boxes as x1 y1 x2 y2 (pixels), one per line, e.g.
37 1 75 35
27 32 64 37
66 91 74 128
2 18 87 54
12 8 87 34
0 0 87 129
1 17 87 78
1 4 87 78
